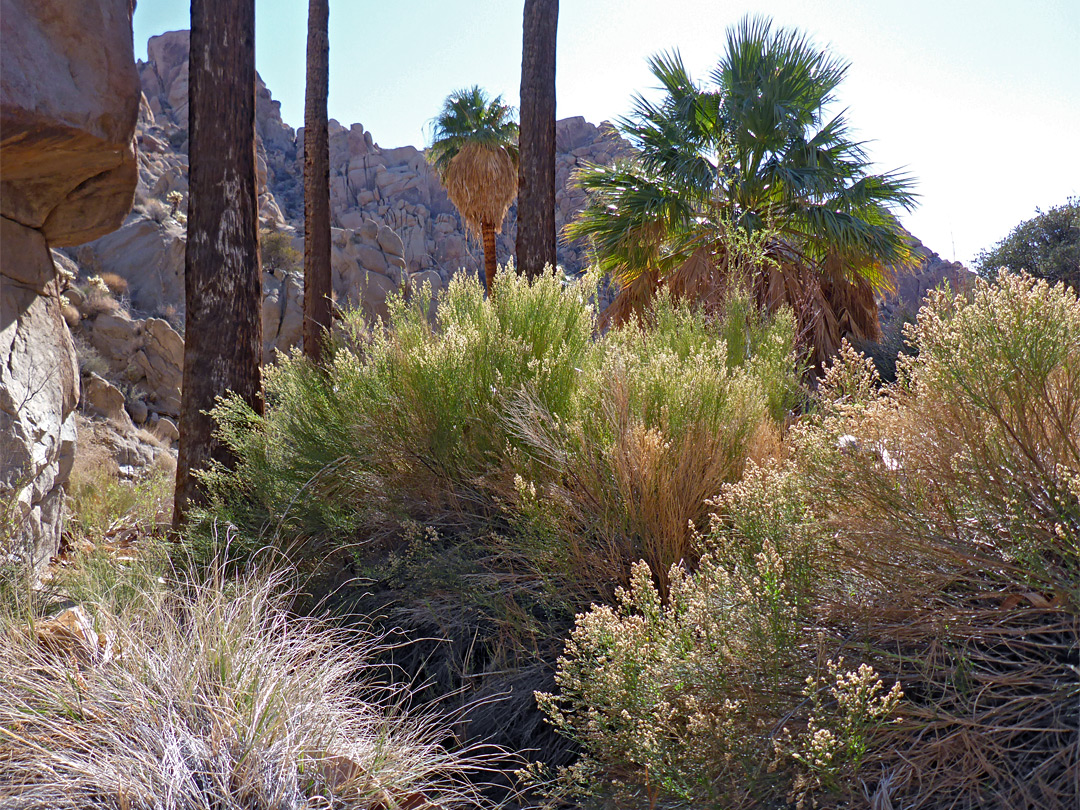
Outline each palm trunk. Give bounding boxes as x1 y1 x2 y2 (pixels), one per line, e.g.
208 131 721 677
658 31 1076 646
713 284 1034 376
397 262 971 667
482 223 497 294
517 0 558 279
174 0 263 528
302 0 332 363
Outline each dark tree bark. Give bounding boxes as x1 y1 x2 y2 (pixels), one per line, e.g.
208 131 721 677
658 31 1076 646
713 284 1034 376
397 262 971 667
302 0 332 362
517 0 558 279
174 0 263 528
482 223 497 294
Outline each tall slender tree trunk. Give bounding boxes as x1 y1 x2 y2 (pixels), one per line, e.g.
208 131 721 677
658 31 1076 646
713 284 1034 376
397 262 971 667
482 223 497 294
174 0 263 528
302 0 332 362
517 0 558 279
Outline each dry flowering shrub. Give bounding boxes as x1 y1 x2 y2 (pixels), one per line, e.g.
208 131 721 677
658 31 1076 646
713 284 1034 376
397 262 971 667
801 272 1080 808
777 659 903 802
532 461 834 808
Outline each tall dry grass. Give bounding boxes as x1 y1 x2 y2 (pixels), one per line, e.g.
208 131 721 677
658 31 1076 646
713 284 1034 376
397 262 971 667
0 559 503 810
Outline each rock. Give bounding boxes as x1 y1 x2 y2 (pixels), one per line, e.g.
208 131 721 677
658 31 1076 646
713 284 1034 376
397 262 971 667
153 416 179 444
30 605 112 664
87 311 141 367
74 215 186 317
0 218 80 572
0 0 140 245
82 372 129 426
134 318 184 416
126 398 148 425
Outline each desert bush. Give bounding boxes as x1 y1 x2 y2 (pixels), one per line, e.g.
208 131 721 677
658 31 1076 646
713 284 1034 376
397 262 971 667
796 271 1080 808
530 461 897 808
78 275 121 317
501 293 799 593
0 564 500 810
532 271 1079 809
261 227 302 275
98 271 129 297
72 333 111 378
66 459 173 546
974 196 1079 289
202 270 800 591
143 197 171 224
203 268 598 549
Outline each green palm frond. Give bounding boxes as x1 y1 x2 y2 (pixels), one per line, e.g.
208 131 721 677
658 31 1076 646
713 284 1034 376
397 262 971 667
568 14 919 362
427 86 519 179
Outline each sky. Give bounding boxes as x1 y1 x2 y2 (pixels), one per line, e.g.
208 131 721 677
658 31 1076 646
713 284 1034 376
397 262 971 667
133 0 1080 267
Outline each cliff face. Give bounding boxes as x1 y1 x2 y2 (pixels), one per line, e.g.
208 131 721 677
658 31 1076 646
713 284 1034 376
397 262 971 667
132 30 634 284
1 0 141 572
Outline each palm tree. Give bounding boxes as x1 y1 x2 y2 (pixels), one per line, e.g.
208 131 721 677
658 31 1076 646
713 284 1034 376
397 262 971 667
568 15 917 369
517 0 559 278
428 86 519 294
303 0 332 362
175 0 264 526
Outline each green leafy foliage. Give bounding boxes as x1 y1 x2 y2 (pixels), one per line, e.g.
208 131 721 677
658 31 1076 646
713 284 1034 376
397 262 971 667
974 197 1080 288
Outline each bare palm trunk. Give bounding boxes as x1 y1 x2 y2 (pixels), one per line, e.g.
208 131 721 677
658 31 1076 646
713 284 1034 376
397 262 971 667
174 0 263 528
517 0 558 279
482 223 497 294
302 0 332 363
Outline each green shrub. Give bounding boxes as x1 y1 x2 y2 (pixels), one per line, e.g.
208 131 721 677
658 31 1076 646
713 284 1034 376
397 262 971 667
530 461 890 808
502 293 797 593
974 197 1079 289
534 272 1080 809
202 269 801 590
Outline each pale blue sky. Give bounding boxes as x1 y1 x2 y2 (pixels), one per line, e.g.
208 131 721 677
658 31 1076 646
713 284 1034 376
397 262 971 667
133 0 1080 266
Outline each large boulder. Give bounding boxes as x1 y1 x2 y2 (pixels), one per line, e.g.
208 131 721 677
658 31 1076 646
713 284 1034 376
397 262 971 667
75 215 186 317
1 0 139 573
0 0 140 246
0 219 80 569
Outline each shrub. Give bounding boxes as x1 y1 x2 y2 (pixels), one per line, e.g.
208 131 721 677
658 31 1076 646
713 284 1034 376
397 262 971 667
79 275 121 317
261 228 302 275
72 333 111 378
203 270 801 594
203 268 598 548
66 458 173 546
0 564 500 810
530 461 890 808
534 272 1080 809
501 293 798 593
98 271 128 297
974 197 1079 289
798 271 1080 808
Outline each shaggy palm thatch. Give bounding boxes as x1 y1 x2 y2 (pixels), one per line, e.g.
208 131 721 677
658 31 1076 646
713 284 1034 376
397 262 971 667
428 86 518 293
443 141 518 243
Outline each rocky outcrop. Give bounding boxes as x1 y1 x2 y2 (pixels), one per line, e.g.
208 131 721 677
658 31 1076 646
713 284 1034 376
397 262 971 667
1 0 140 572
0 220 79 570
0 0 140 246
130 31 634 288
881 236 972 326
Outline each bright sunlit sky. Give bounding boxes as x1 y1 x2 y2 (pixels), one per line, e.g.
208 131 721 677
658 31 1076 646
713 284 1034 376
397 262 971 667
133 0 1079 266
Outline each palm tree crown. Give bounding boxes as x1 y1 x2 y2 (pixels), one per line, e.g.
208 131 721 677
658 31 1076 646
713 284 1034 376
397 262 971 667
428 87 519 293
569 15 918 367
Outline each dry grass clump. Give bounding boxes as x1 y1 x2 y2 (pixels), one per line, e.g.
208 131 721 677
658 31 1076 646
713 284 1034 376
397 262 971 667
0 563 502 810
78 275 122 317
799 272 1080 808
98 271 129 297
